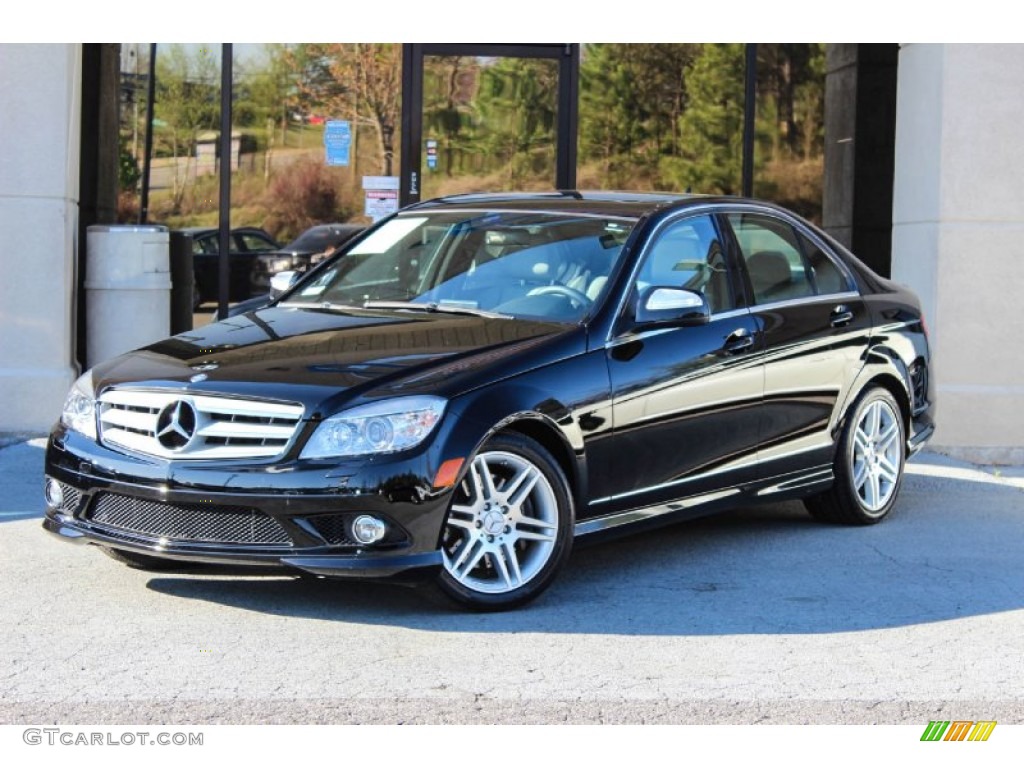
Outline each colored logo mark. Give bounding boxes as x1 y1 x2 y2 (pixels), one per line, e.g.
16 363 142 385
920 720 997 742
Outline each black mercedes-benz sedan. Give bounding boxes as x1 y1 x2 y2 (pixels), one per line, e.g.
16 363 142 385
44 192 935 610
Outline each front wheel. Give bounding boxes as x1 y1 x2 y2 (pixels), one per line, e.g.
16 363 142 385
434 432 574 611
805 386 905 525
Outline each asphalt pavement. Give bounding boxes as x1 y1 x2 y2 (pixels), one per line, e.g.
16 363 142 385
1 435 1022 724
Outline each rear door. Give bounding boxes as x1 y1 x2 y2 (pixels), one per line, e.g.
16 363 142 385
721 209 870 481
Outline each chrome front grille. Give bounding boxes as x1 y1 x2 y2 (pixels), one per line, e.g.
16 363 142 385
87 493 292 546
98 389 304 460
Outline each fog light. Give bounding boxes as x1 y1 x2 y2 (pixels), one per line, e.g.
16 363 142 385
44 478 64 509
352 515 387 544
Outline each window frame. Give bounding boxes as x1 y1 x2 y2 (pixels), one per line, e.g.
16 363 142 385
609 208 747 342
715 206 858 309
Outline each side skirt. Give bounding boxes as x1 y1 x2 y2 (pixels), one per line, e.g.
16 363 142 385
574 464 834 542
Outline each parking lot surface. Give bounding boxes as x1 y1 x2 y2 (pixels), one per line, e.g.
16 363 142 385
2 438 1022 724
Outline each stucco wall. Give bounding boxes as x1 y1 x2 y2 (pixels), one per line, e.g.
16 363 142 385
0 44 81 433
892 43 1024 463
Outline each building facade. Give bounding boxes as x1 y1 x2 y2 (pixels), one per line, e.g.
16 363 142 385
0 43 1020 462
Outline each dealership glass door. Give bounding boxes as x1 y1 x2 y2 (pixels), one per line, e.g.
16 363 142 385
399 44 579 206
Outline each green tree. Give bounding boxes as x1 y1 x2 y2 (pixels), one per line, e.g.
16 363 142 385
154 44 219 211
578 44 697 187
672 44 748 195
476 57 558 186
118 138 140 191
422 56 477 178
235 44 299 179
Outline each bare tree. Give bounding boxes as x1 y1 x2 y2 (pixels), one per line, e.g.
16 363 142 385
288 44 401 175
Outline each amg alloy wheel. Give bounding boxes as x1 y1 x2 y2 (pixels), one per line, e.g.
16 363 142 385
436 433 573 610
805 386 905 525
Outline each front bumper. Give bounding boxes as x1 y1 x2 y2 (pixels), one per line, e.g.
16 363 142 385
43 427 451 581
42 514 442 578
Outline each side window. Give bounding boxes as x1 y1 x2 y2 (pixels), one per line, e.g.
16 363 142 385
727 213 813 304
798 232 849 295
236 233 275 253
635 214 733 313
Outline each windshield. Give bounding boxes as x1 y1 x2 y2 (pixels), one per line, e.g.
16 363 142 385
284 211 635 323
286 226 356 252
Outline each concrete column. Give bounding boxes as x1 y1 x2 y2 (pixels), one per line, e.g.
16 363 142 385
0 44 81 433
892 44 1024 463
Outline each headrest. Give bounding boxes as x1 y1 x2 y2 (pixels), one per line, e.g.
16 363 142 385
747 250 791 290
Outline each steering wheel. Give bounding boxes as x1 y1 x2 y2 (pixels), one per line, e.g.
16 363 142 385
527 284 592 308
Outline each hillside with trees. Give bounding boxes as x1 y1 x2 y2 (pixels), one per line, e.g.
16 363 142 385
121 43 826 237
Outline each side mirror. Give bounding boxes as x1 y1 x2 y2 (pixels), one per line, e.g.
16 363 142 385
635 286 710 328
269 270 300 300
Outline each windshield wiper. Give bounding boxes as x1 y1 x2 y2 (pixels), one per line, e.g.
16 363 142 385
278 300 359 312
363 300 510 319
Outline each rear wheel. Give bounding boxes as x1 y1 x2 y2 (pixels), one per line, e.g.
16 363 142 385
434 433 574 611
805 386 905 525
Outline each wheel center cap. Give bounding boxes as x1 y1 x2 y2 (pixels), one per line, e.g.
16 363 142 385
481 510 505 535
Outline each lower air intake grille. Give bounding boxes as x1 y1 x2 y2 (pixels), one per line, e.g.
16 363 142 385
56 483 83 514
87 493 292 546
308 514 356 546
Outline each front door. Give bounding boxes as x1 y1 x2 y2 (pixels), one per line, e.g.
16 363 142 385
595 213 765 512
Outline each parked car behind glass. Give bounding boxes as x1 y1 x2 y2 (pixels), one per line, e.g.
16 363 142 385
46 192 935 611
182 226 280 309
249 223 365 296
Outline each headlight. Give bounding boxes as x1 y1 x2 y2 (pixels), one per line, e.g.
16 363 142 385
60 371 97 439
265 256 295 273
300 396 446 459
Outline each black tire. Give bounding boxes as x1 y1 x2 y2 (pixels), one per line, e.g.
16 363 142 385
433 432 574 611
100 546 180 571
805 386 906 525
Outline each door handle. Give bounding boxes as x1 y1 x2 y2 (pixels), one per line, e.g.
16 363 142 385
721 327 755 354
830 304 854 328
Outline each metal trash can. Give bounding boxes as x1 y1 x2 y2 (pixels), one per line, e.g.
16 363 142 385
85 225 171 366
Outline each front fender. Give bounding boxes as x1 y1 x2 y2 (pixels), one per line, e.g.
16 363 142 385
430 350 613 515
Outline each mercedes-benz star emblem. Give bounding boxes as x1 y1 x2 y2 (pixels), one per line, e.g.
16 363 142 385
155 400 197 450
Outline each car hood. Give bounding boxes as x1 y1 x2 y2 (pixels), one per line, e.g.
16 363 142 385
89 306 580 417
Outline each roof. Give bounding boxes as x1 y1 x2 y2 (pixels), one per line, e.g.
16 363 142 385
405 190 703 219
400 190 800 220
178 226 272 237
